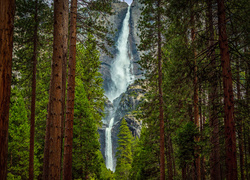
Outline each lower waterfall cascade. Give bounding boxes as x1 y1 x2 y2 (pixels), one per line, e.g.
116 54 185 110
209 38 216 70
104 5 134 172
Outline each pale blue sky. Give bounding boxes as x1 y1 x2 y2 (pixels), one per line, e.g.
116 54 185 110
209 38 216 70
124 0 133 5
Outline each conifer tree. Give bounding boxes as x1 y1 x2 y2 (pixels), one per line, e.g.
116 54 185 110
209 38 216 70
8 88 39 179
138 0 167 178
44 0 69 179
0 0 15 179
72 35 105 179
217 0 237 179
115 118 133 180
63 0 77 179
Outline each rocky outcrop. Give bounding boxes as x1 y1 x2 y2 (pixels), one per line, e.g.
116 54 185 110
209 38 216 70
110 83 145 168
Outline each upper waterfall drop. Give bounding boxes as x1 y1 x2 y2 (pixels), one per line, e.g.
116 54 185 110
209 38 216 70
106 5 134 102
104 5 134 172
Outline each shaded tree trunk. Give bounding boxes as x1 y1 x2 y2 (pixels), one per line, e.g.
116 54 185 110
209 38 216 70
29 0 38 179
47 0 69 179
0 0 15 179
191 9 200 180
63 0 77 179
217 0 238 179
207 0 221 179
182 165 187 180
156 0 165 179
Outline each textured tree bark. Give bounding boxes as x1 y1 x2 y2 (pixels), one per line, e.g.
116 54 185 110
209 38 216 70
191 10 200 180
29 1 38 179
217 0 238 179
0 0 15 179
48 0 69 179
157 0 165 179
207 1 221 179
63 0 77 179
60 0 69 174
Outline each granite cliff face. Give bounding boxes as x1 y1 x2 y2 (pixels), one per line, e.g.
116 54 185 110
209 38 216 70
98 0 144 169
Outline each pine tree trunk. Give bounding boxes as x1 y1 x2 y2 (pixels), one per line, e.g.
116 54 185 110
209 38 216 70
63 0 77 179
29 0 38 179
157 0 165 179
207 1 221 179
48 0 69 179
60 0 69 173
217 0 238 179
0 0 15 179
191 9 200 180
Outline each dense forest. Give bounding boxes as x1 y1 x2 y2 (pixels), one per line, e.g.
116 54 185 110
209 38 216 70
0 0 249 180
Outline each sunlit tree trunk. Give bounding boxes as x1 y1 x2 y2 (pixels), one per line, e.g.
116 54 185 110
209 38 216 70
47 0 69 179
0 0 15 179
63 0 77 179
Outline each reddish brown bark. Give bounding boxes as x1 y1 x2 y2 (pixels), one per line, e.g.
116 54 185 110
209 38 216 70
63 0 77 179
217 0 238 179
48 0 69 179
29 0 38 179
60 0 69 173
157 0 165 179
0 0 15 179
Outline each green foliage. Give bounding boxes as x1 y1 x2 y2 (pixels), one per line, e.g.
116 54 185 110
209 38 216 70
76 33 106 126
73 85 102 179
129 126 160 180
7 87 39 179
72 33 107 179
174 122 198 168
115 119 133 180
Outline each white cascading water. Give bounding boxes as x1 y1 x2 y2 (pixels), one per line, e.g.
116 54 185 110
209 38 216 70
106 5 134 102
105 117 114 170
105 6 134 171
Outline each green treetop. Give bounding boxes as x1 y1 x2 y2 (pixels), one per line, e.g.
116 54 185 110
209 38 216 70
115 118 133 180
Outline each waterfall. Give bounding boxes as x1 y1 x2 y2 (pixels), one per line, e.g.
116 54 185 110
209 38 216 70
106 5 134 101
104 6 133 172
